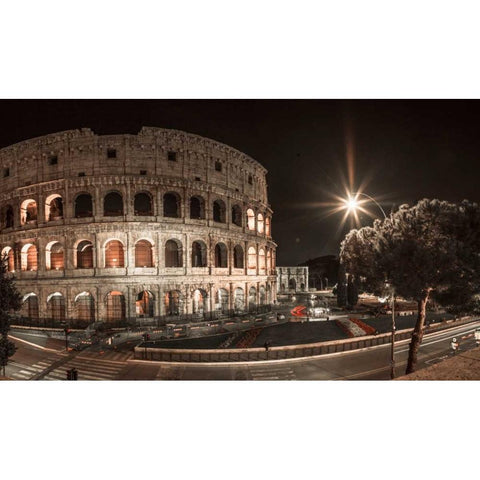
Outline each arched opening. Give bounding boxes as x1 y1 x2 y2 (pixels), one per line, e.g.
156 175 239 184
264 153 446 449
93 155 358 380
165 290 182 316
248 286 257 312
301 283 305 291
46 241 64 270
233 245 244 268
74 292 95 322
104 191 124 216
281 283 286 292
246 208 255 231
21 244 38 271
22 293 39 320
136 290 154 317
267 250 272 274
213 199 226 223
231 205 242 226
105 240 125 268
257 213 265 234
165 239 182 267
106 291 126 322
2 246 15 272
247 246 256 274
2 205 14 229
76 240 94 268
47 292 66 321
259 286 266 305
135 240 153 267
214 243 228 268
22 293 39 319
289 278 297 291
134 192 153 216
21 199 37 225
189 196 205 219
192 241 207 267
45 194 63 221
266 284 271 303
192 289 207 316
216 288 229 313
234 288 245 313
163 192 180 218
265 217 271 236
258 248 266 274
74 193 93 218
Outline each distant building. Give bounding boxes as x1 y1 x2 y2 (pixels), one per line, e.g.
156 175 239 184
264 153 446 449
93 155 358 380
298 255 339 290
276 266 309 293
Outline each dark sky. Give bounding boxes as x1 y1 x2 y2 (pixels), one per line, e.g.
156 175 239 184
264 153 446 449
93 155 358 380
1 99 479 265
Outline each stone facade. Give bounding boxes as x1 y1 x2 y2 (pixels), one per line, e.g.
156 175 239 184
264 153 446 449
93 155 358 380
0 127 277 324
276 267 309 293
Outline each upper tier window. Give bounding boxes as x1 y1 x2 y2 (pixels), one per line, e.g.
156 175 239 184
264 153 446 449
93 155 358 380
107 149 117 159
168 151 177 162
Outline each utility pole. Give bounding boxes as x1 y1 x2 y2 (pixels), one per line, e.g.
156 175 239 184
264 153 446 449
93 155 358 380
390 289 396 380
64 327 71 352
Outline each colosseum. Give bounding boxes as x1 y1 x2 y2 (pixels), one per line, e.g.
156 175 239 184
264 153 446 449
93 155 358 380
0 127 277 326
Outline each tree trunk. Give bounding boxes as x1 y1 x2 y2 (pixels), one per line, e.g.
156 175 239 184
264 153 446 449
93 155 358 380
406 293 430 374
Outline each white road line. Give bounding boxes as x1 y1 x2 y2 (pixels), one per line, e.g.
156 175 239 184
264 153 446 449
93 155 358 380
396 327 480 353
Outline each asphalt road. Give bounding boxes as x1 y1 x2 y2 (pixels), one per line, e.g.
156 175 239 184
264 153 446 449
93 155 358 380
5 321 479 380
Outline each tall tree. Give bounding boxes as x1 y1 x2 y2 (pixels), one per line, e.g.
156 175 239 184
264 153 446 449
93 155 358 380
0 254 22 377
336 265 347 307
340 199 480 374
347 275 359 307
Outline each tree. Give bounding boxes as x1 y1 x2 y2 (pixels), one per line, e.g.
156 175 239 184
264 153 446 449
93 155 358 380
336 265 347 307
347 275 359 307
0 253 22 377
340 199 480 374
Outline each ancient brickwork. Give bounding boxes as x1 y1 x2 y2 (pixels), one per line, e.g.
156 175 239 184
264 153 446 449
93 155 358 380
0 127 277 323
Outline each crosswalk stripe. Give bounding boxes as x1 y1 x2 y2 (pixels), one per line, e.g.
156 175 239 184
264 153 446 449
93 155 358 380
65 361 122 370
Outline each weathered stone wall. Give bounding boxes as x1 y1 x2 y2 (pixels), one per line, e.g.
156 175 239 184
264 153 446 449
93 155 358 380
0 127 277 322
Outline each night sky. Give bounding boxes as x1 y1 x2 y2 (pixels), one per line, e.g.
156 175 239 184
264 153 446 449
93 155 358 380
1 99 479 265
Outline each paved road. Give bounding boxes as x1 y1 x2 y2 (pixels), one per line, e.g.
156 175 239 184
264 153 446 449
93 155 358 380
5 321 479 380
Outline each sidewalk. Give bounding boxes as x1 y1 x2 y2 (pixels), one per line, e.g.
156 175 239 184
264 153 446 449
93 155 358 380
397 345 480 380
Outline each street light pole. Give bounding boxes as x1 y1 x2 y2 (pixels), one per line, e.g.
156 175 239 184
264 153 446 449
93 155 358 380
390 288 396 380
344 191 396 379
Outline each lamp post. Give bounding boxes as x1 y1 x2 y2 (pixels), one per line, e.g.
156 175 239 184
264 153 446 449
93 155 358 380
342 192 396 379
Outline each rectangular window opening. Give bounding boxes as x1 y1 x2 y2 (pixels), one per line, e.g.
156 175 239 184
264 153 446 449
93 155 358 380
168 151 177 162
48 156 58 166
140 170 147 175
3 168 10 178
107 148 117 159
78 172 86 177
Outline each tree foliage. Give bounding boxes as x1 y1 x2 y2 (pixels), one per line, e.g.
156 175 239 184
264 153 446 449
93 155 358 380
340 199 480 374
0 254 22 376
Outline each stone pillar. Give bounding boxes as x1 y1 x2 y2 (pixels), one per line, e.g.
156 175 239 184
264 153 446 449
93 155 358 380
185 288 192 315
95 286 101 322
95 233 102 270
229 282 234 311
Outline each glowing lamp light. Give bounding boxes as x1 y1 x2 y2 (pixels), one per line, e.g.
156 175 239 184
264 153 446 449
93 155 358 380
345 196 358 212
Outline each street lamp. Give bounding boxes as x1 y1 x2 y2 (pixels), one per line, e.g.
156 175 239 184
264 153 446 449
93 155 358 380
342 191 396 379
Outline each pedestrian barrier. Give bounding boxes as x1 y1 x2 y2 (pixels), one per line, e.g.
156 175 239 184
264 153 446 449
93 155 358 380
133 315 478 363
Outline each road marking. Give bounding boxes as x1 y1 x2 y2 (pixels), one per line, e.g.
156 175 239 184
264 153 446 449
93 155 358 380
8 335 62 353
